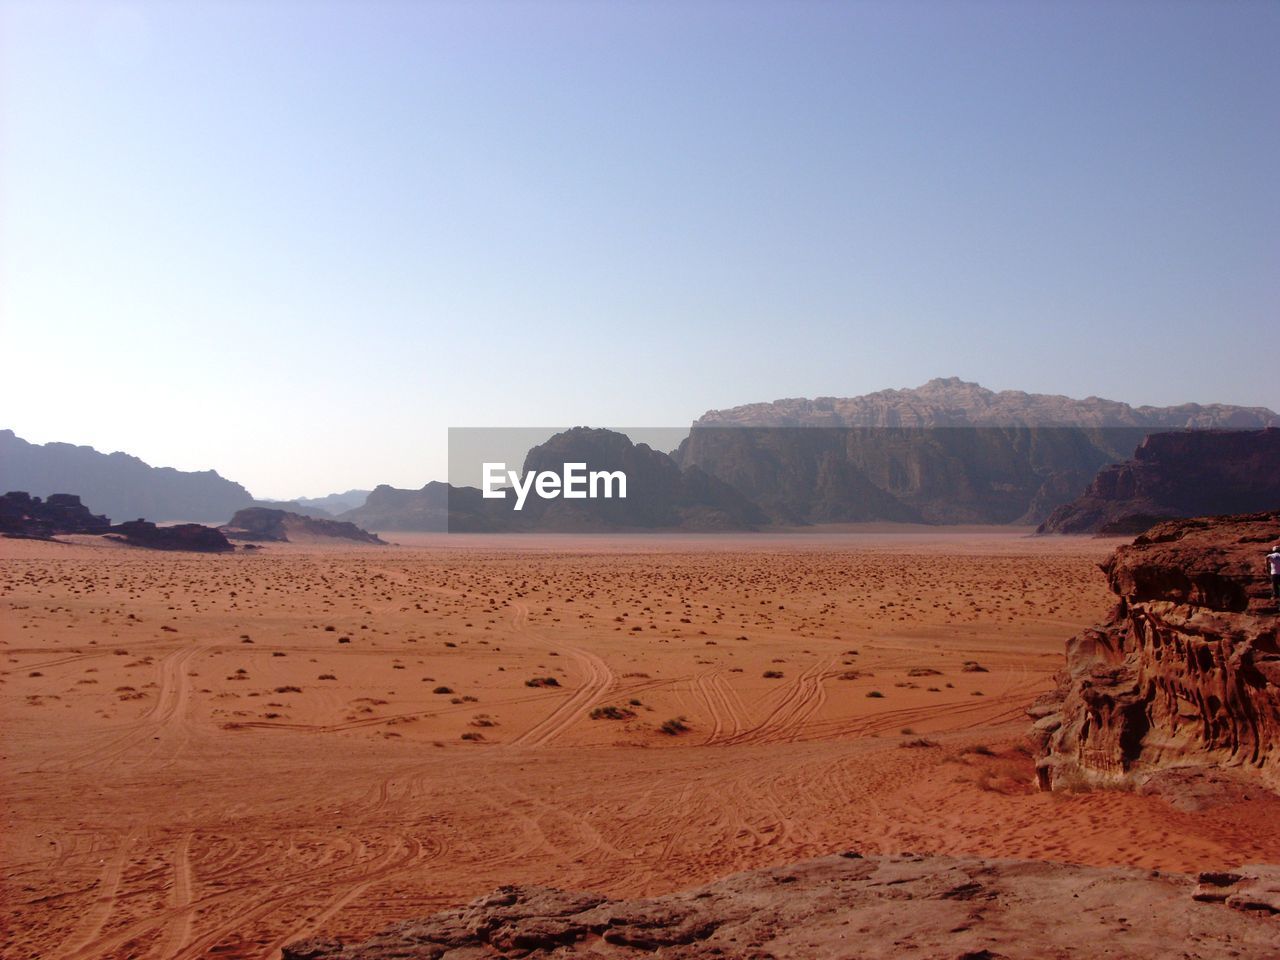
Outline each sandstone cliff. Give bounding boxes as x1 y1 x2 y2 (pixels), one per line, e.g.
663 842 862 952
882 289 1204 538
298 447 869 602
679 380 1279 525
1037 428 1280 534
282 852 1280 960
1034 512 1280 794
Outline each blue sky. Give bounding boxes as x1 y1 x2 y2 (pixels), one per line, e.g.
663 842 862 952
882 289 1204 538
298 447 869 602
2 0 1276 497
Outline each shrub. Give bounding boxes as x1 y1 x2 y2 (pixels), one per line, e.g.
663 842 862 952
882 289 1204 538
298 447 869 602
659 717 690 736
590 705 635 721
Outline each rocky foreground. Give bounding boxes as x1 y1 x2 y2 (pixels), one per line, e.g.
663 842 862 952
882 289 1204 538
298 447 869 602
283 852 1280 959
1035 511 1280 792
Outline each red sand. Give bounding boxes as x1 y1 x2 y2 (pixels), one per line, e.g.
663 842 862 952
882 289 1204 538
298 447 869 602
4 530 1279 959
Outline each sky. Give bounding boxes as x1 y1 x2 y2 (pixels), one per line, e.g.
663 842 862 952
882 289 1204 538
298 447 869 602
2 0 1276 498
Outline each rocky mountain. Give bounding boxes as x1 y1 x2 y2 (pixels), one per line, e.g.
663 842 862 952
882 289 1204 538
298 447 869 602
0 492 111 539
342 430 765 532
0 430 254 523
698 377 1280 429
1034 511 1280 795
677 380 1280 525
295 490 371 515
512 428 766 531
222 508 385 544
1037 428 1280 534
283 852 1280 960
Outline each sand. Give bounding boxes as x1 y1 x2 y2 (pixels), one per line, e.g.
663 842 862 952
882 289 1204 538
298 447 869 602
4 530 1279 960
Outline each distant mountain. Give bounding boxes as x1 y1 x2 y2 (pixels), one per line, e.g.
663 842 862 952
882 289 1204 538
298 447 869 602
222 507 385 544
675 380 1280 525
514 427 766 531
698 378 1280 429
295 490 371 515
1037 429 1280 534
0 430 254 523
340 429 765 532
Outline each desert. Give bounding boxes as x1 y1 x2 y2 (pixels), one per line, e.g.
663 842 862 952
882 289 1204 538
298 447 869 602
5 528 1280 959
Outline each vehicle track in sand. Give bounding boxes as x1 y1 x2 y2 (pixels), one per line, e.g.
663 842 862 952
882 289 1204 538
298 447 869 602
507 602 615 748
720 655 839 746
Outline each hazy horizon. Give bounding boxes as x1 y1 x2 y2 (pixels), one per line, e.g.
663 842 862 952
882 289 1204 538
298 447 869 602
3 1 1276 495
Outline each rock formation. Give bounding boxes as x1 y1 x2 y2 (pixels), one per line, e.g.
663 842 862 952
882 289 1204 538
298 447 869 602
222 507 385 544
341 430 766 532
1037 428 1280 534
1034 511 1280 794
283 852 1280 960
677 379 1279 525
105 520 235 552
0 491 111 539
0 429 254 523
513 428 766 532
696 377 1280 430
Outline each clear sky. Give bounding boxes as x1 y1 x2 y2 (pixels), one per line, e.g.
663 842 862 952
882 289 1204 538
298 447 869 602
2 0 1276 498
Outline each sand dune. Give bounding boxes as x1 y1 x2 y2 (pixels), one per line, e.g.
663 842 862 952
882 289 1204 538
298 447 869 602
3 530 1278 959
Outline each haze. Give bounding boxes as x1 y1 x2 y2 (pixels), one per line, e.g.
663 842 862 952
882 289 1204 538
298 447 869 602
1 0 1276 497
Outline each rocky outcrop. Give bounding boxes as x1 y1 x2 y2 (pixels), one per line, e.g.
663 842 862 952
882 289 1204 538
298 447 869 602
105 520 235 552
0 429 254 523
222 508 385 544
0 492 111 539
678 380 1279 525
282 852 1280 960
1037 428 1280 534
1034 512 1280 794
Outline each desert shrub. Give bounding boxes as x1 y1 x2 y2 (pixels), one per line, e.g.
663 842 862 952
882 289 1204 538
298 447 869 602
590 705 635 721
659 717 690 736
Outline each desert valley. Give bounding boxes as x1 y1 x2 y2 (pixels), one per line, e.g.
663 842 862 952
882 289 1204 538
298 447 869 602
3 519 1280 958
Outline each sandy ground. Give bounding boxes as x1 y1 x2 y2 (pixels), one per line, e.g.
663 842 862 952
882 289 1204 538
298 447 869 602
4 529 1279 960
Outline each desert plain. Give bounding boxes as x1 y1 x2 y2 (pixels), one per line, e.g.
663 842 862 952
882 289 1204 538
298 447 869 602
4 530 1280 960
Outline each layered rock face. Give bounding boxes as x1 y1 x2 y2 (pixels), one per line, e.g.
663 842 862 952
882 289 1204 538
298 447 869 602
0 491 111 539
680 380 1280 525
1034 512 1280 793
1038 428 1280 534
283 853 1280 960
222 507 385 544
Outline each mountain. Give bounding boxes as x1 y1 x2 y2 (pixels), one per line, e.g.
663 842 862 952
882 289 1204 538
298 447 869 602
340 429 766 532
676 380 1280 525
0 430 254 523
1037 429 1280 534
294 490 371 515
698 377 1280 429
222 507 385 544
513 427 767 531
